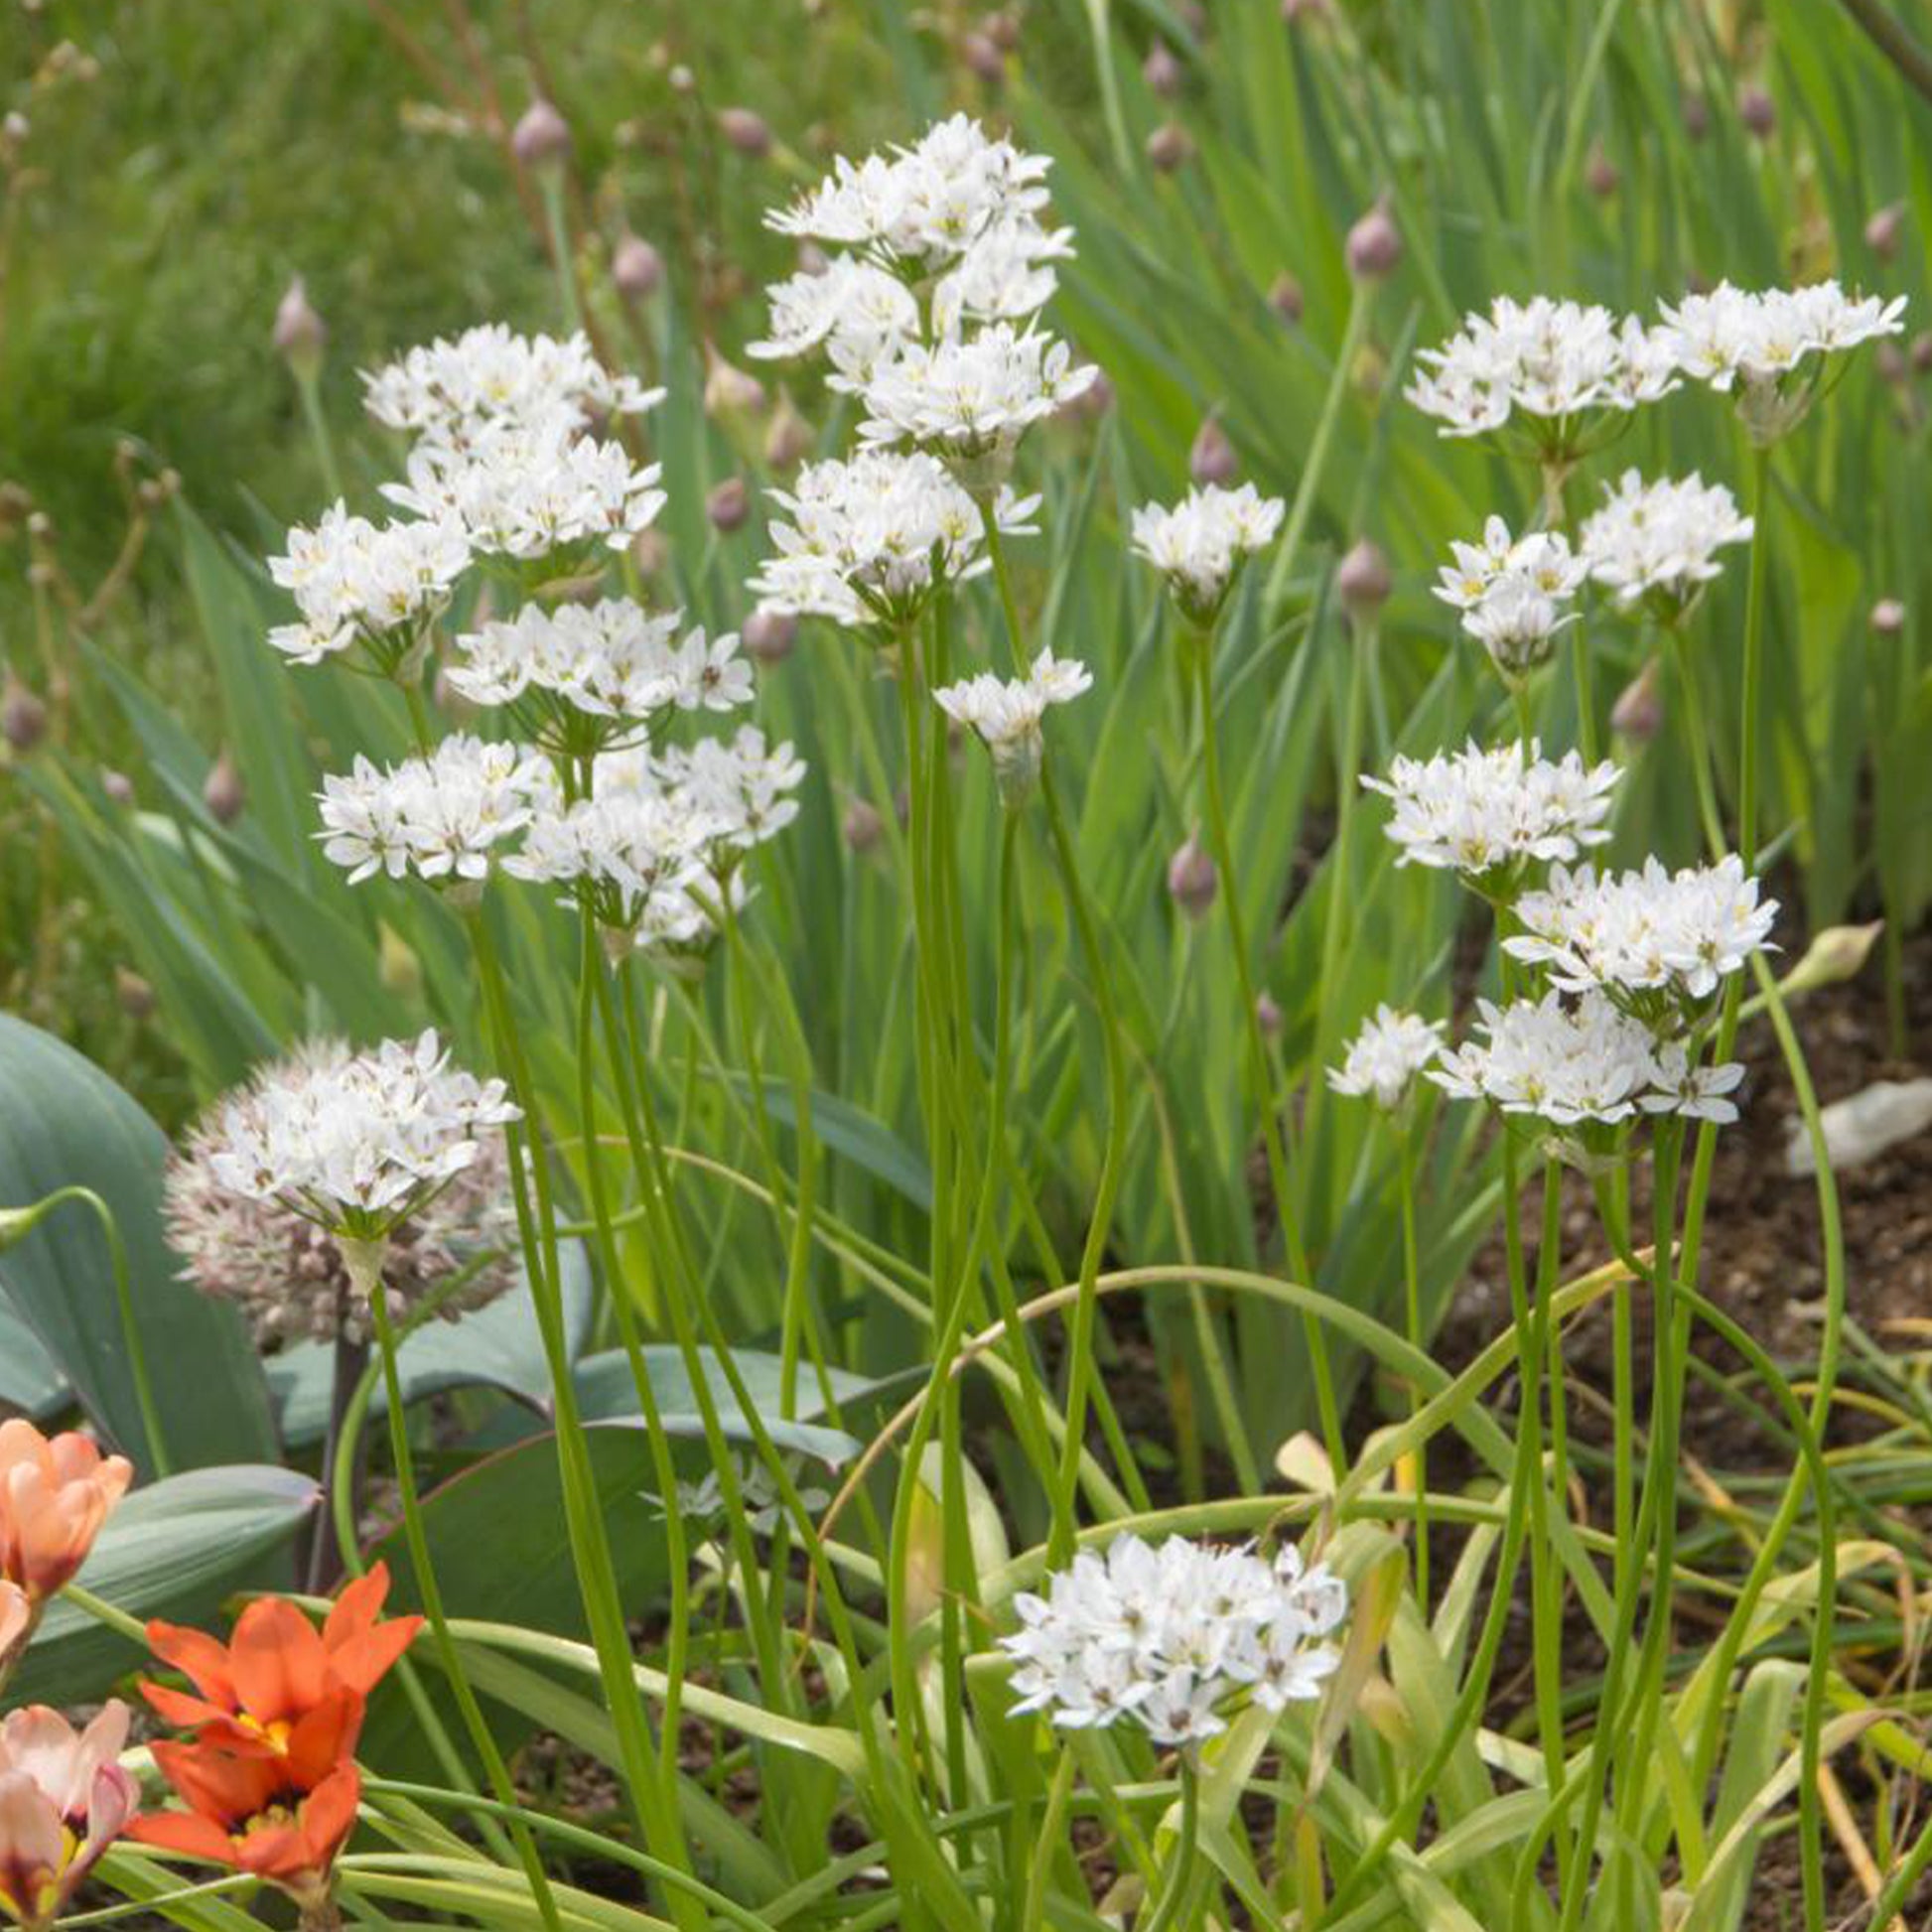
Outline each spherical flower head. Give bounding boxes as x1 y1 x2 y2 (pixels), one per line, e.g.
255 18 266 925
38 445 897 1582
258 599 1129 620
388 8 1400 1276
1132 483 1285 625
1327 1005 1445 1112
0 1421 134 1604
1579 470 1754 616
167 1046 518 1349
1362 738 1619 895
999 1532 1348 1753
933 648 1092 802
1434 519 1586 681
0 1702 139 1930
199 1030 518 1243
267 504 471 673
316 735 551 893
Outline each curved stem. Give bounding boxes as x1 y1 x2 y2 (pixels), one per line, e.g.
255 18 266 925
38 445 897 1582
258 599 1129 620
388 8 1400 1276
1139 1758 1201 1932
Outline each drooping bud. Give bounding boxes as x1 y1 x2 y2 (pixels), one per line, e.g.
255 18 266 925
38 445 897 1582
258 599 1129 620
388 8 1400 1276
1167 831 1218 919
1269 271 1305 325
1144 41 1183 97
1336 538 1392 624
1610 653 1664 743
842 798 884 854
763 389 813 470
1188 412 1238 486
613 233 664 302
718 107 772 158
272 276 326 382
1146 120 1193 174
1870 598 1907 635
115 968 155 1020
743 608 797 663
1 673 47 754
1738 84 1775 139
1345 197 1402 282
1911 332 1932 375
962 32 1005 83
1585 141 1619 200
704 342 767 420
1256 990 1284 1037
511 97 572 168
203 745 246 825
707 477 752 533
99 767 134 807
1865 202 1907 262
1786 922 1886 1001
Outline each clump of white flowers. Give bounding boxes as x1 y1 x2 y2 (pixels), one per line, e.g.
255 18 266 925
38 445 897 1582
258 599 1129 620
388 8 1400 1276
267 506 470 671
1579 471 1754 613
1131 483 1285 624
1433 516 1587 680
1406 297 1679 446
1000 1533 1348 1750
1363 740 1618 888
934 649 1091 799
201 1031 519 1242
1327 1006 1445 1112
505 788 727 938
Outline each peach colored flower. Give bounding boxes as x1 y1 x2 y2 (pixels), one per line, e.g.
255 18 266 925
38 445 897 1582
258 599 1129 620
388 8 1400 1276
0 1420 134 1603
0 1702 139 1931
0 1584 27 1677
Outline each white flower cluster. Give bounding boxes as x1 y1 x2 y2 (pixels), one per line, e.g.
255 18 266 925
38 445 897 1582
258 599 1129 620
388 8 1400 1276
1505 856 1777 1004
1434 516 1587 678
1658 281 1905 394
1327 1006 1445 1111
204 1030 518 1234
1432 991 1742 1127
318 735 550 888
750 450 1037 629
1579 471 1754 610
1132 483 1285 622
1407 298 1679 440
448 600 750 748
649 728 808 858
934 649 1092 795
267 504 470 667
1363 740 1618 884
757 115 1096 457
1001 1533 1347 1748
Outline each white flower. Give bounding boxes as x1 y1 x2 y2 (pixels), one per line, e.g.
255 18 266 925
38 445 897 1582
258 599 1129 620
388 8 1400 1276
504 786 723 932
202 1030 518 1235
998 1532 1347 1749
316 735 549 887
1132 483 1285 621
362 323 661 446
1407 297 1680 439
749 256 919 368
1362 739 1619 882
750 449 1037 628
1642 1041 1746 1124
852 322 1096 454
1657 280 1906 393
1327 1005 1445 1111
652 727 809 857
1503 856 1778 1004
934 648 1091 794
1579 471 1754 609
267 505 471 667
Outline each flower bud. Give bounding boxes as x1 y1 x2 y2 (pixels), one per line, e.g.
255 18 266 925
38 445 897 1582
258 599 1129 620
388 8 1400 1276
704 342 767 419
1144 41 1182 97
1876 342 1909 385
707 477 752 533
100 767 134 807
1188 413 1238 486
1585 142 1618 200
1865 202 1907 262
1167 831 1218 919
1912 332 1932 376
763 389 813 470
1336 538 1392 623
272 276 326 381
1 110 27 152
1269 271 1305 326
630 528 670 578
962 32 1005 83
1345 197 1402 282
115 968 155 1020
2 671 47 754
1870 598 1907 635
203 745 246 825
1738 84 1775 139
843 797 884 853
1781 920 1882 998
1146 120 1193 174
982 10 1020 51
1610 653 1664 743
718 107 772 157
1256 990 1284 1037
613 232 664 301
511 97 572 168
1680 89 1710 140
743 608 797 663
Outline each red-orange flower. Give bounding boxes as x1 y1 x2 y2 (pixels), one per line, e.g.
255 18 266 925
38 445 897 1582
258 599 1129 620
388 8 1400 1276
0 1420 133 1603
140 1562 422 1777
128 1742 359 1910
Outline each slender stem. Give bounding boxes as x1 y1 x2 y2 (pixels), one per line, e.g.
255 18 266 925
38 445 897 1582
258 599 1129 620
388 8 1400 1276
307 1311 367 1593
1398 1129 1428 1604
1736 446 1771 875
1139 1759 1201 1932
295 369 344 502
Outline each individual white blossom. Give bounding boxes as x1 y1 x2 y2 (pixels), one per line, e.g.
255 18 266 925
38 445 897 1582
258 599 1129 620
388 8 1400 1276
1000 1533 1348 1750
1131 483 1285 621
749 255 919 370
750 449 1037 628
1503 856 1777 1004
1362 740 1618 885
1407 298 1679 440
852 323 1096 455
933 649 1091 797
316 735 550 888
202 1031 518 1236
267 505 471 668
1327 1006 1445 1111
1579 471 1754 610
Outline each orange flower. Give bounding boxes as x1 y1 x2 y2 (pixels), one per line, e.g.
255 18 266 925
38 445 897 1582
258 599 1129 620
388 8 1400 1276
0 1420 133 1603
140 1563 422 1779
129 1741 358 1911
0 1703 140 1932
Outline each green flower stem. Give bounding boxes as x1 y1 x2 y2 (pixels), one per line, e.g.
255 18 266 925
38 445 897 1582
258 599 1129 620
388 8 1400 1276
1139 1756 1201 1932
1570 625 1598 766
1397 1129 1429 1604
538 172 583 336
358 1257 565 1932
293 366 344 502
1735 445 1772 875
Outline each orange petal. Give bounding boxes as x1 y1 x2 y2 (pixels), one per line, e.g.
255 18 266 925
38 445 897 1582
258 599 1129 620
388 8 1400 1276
145 1622 239 1711
322 1613 422 1698
126 1809 237 1864
321 1563 391 1654
283 1693 364 1791
151 1740 280 1826
229 1599 328 1724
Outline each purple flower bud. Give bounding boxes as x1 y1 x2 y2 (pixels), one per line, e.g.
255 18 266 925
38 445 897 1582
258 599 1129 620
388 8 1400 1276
962 32 1005 83
1337 539 1392 621
272 276 327 380
1912 332 1932 375
100 767 134 807
1610 655 1664 744
1146 120 1193 174
1256 991 1284 1037
1168 832 1218 919
744 608 797 663
1865 202 1907 262
842 798 884 853
1345 198 1402 282
1269 271 1305 325
511 97 572 168
613 233 664 301
1 675 47 754
982 10 1020 51
704 343 766 419
707 477 752 533
718 107 772 158
115 968 155 1020
1189 413 1238 486
1738 84 1775 139
1870 598 1907 635
1585 143 1619 200
763 390 813 470
1144 41 1183 97
204 745 246 825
